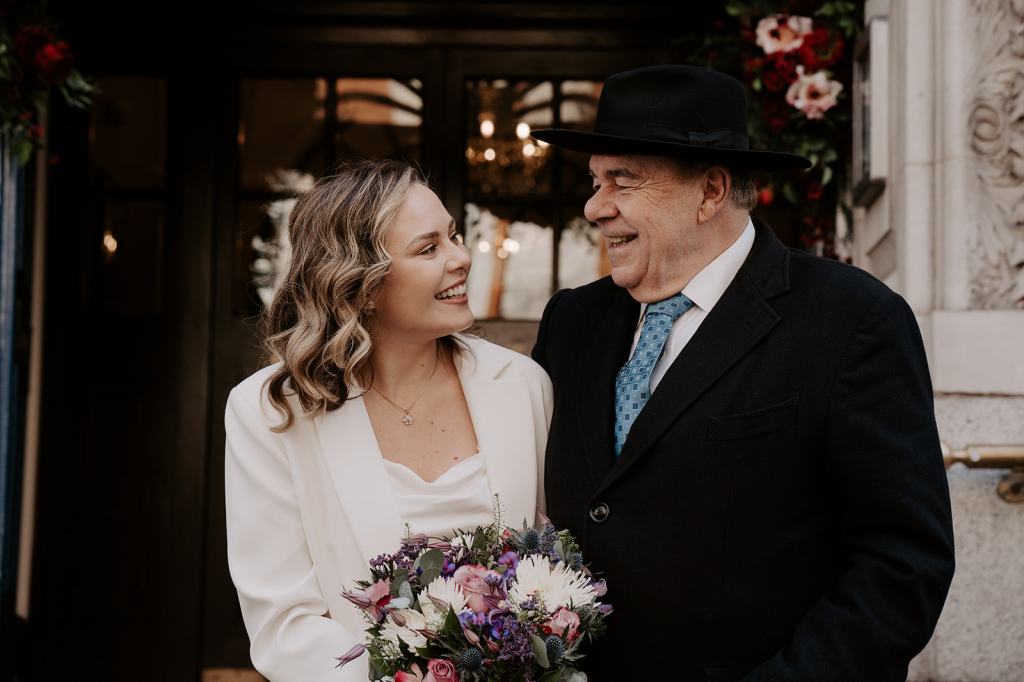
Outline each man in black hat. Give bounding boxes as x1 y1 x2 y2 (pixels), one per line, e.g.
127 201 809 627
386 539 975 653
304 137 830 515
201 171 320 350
530 65 954 681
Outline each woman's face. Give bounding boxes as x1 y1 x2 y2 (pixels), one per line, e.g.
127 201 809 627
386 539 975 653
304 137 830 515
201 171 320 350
372 184 474 342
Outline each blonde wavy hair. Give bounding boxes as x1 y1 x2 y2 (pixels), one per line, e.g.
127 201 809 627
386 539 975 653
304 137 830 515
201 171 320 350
261 158 449 432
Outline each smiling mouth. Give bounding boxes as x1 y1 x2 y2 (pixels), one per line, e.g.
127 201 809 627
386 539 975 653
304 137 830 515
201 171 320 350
607 235 637 248
435 283 467 300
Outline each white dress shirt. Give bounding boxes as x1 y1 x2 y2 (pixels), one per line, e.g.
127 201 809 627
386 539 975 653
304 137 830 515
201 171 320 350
384 453 494 539
630 218 755 392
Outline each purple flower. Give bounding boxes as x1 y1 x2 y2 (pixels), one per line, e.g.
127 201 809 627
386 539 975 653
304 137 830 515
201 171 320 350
498 550 519 571
334 643 366 670
459 610 487 627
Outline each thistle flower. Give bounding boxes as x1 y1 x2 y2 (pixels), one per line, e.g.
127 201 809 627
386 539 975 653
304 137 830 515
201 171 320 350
545 635 566 663
458 647 484 670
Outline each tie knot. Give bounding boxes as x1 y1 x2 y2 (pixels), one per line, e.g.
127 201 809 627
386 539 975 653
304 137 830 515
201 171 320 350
645 293 693 322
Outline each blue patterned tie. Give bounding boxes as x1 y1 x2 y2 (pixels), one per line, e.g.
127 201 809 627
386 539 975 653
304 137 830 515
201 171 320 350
613 293 694 456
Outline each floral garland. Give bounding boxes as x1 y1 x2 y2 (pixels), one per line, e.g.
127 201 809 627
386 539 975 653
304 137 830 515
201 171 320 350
696 0 862 259
0 2 93 165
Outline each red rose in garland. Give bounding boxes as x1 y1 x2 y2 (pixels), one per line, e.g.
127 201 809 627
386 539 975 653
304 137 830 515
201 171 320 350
34 40 74 86
798 28 844 70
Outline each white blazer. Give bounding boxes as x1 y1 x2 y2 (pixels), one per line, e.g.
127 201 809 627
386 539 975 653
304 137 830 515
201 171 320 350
224 335 553 682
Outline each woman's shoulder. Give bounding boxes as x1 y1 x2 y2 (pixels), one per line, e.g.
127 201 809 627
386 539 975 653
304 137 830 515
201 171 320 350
226 363 288 429
457 334 549 384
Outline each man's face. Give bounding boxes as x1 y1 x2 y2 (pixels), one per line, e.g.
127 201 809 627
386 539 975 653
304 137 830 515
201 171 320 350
585 154 704 302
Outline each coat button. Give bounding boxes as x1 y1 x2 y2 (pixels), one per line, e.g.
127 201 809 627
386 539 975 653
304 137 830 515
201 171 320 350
589 502 610 523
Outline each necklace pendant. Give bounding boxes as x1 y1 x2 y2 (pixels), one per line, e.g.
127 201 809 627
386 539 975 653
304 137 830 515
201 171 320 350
401 413 414 426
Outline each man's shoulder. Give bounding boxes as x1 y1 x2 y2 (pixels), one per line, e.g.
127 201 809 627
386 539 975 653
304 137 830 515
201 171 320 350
785 249 902 312
552 275 621 309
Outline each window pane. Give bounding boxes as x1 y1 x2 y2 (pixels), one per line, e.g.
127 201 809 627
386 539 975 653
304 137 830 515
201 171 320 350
240 79 327 192
90 77 166 190
98 201 164 314
464 202 553 320
335 78 422 161
558 210 609 289
559 80 603 196
465 80 553 197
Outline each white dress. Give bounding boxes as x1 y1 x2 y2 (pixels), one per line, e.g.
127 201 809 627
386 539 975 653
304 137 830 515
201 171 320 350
383 453 495 539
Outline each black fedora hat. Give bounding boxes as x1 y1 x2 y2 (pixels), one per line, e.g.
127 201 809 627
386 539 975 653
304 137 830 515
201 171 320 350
532 64 811 171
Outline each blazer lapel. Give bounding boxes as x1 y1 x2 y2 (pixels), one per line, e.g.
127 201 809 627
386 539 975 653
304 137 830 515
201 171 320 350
601 222 791 492
576 284 640 488
458 337 538 530
315 395 406 562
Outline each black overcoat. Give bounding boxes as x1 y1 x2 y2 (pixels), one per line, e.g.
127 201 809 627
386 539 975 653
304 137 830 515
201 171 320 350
531 220 955 682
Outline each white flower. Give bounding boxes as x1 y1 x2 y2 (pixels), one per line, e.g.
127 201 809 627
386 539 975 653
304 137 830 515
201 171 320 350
418 577 469 629
380 608 428 649
785 66 844 120
508 555 596 613
756 14 814 55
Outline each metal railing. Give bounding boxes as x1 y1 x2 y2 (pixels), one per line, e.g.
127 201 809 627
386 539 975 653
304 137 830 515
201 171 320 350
942 444 1024 503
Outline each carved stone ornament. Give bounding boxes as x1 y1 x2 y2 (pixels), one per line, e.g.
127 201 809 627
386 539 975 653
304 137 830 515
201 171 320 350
967 0 1024 309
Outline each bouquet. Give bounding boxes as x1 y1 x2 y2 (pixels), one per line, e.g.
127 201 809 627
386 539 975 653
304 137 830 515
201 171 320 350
336 508 611 681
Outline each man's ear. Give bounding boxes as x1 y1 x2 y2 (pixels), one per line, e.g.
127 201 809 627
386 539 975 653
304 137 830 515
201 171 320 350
697 167 730 224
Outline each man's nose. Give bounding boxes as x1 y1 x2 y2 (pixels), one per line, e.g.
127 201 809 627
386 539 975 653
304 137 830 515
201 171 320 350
584 189 617 224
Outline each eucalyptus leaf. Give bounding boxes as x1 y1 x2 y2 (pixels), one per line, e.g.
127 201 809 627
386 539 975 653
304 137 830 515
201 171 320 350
390 569 410 597
420 567 441 585
531 634 550 668
417 548 444 573
399 580 414 604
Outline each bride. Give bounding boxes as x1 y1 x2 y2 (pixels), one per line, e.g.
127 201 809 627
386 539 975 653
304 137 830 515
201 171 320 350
224 159 552 681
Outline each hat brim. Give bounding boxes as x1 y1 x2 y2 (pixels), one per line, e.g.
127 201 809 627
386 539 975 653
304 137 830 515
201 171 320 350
531 128 812 171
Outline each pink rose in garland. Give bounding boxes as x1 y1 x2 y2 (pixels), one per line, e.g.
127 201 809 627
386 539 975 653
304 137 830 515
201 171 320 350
785 66 843 120
755 14 813 55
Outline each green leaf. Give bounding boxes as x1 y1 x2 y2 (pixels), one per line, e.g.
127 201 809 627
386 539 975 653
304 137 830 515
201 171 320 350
399 580 414 604
416 549 444 574
531 634 550 669
752 78 762 92
442 606 462 639
390 569 410 597
822 165 834 186
782 182 800 206
419 567 441 585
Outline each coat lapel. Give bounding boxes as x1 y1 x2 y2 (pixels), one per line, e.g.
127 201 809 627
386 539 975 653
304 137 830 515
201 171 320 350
576 284 640 488
315 394 406 562
600 221 791 492
458 337 538 530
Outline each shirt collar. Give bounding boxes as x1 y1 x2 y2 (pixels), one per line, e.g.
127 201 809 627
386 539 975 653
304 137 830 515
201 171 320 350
640 217 755 316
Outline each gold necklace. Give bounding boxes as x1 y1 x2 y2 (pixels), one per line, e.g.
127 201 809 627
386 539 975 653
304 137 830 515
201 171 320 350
370 352 440 426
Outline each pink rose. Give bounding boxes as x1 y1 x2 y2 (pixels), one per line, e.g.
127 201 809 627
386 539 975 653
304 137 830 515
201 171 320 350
453 564 500 613
545 607 581 641
755 14 814 55
427 658 459 682
785 66 843 120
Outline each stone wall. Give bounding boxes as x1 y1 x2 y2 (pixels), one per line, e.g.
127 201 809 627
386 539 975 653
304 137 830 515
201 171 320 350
859 1 1024 680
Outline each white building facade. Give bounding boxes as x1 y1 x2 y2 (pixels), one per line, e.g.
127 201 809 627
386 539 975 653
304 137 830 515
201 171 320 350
856 1 1024 679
